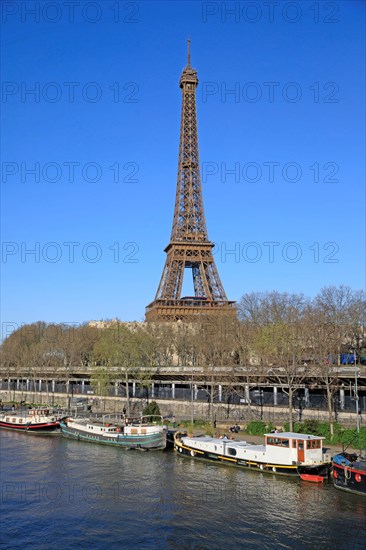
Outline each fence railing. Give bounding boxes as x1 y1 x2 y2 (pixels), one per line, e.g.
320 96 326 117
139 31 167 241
1 380 364 415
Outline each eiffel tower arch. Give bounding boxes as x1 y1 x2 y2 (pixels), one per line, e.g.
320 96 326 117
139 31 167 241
146 42 235 321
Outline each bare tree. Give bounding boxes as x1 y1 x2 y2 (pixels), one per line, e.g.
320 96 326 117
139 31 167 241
304 300 344 437
238 291 309 430
143 322 175 367
194 314 237 427
315 285 365 363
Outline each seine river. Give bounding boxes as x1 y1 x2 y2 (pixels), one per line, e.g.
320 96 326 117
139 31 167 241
1 431 365 549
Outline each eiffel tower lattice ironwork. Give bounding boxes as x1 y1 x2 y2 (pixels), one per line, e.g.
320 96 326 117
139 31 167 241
145 41 235 321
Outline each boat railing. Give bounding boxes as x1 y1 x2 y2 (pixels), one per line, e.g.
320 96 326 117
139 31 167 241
64 412 166 427
140 415 165 425
102 413 124 426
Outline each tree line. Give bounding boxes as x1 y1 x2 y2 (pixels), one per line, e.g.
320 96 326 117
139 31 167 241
1 285 365 431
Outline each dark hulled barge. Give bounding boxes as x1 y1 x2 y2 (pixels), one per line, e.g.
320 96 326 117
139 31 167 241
0 408 60 432
332 452 366 496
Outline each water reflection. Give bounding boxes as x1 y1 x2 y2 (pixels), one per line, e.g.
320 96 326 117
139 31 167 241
1 431 365 549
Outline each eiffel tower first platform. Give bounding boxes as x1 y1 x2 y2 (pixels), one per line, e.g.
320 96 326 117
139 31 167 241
145 42 235 322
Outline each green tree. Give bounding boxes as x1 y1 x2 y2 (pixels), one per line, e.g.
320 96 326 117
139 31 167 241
91 367 114 411
93 324 143 415
142 400 161 419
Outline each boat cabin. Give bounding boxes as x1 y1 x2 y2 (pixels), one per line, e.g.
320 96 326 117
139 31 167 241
0 407 58 426
29 408 50 416
66 418 165 438
74 421 120 435
264 433 324 465
2 416 27 424
124 424 163 436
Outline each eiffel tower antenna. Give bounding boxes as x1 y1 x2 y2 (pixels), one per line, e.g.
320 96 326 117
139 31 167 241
146 44 235 321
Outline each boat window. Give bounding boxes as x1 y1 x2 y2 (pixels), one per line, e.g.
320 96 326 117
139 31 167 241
227 448 237 456
267 438 289 447
306 440 321 449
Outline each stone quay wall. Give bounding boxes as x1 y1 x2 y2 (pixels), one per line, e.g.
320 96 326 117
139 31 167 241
0 389 362 428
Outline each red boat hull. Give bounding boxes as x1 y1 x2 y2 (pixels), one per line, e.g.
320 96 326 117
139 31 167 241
0 421 60 432
300 474 325 483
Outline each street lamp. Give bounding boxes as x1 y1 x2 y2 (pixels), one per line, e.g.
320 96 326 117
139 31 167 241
190 369 194 427
297 394 304 422
333 395 338 422
352 352 360 433
354 368 360 433
259 389 264 420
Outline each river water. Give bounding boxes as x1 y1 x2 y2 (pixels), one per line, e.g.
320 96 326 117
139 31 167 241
1 431 365 549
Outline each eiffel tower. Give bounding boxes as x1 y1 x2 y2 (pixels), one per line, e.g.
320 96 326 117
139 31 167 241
145 41 235 321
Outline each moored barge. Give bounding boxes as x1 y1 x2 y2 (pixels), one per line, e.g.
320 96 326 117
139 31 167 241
0 407 60 432
332 452 366 496
174 432 332 477
60 415 166 450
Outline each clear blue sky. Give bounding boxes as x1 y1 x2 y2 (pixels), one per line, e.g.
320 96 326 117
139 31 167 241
1 0 365 333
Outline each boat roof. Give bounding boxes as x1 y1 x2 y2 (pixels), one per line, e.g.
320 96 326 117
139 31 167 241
184 436 224 443
265 432 324 440
183 436 266 451
184 436 249 447
184 433 324 445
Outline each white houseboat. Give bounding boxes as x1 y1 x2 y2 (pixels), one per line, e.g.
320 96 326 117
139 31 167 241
174 432 332 478
0 407 61 432
60 415 166 451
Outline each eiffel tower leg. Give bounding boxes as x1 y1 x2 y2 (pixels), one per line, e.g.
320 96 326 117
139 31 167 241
192 265 206 297
156 257 185 301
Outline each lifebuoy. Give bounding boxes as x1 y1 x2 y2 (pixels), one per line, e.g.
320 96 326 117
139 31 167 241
355 473 362 483
333 470 338 479
190 450 195 457
259 464 264 470
272 467 276 472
